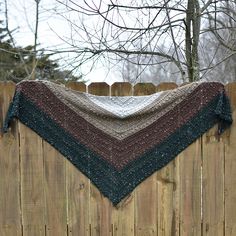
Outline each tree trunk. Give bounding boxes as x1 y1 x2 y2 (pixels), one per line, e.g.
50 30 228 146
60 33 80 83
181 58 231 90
185 0 200 82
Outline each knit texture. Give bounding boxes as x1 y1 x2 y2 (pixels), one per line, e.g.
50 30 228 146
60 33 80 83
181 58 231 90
3 81 233 205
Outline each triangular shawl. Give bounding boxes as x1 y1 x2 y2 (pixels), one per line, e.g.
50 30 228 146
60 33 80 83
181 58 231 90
3 81 233 205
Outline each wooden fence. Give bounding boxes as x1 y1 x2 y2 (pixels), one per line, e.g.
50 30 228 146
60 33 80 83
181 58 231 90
0 81 236 236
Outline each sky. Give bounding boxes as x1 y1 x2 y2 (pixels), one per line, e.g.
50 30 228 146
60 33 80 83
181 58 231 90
5 0 196 84
5 0 124 84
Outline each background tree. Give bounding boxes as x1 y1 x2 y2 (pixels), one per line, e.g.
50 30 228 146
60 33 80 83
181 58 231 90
0 0 83 82
54 0 236 83
3 0 235 83
199 0 236 83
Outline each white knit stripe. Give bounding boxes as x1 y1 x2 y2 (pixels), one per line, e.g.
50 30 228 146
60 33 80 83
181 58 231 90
85 92 164 118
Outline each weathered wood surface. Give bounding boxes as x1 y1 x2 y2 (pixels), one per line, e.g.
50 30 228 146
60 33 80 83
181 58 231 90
0 82 21 236
111 83 135 236
0 81 236 236
19 122 45 236
179 139 201 236
156 83 179 236
89 83 113 236
65 83 90 236
224 84 236 236
134 84 157 236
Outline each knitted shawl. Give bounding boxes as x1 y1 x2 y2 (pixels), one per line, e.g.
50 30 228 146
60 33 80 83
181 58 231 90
3 80 233 205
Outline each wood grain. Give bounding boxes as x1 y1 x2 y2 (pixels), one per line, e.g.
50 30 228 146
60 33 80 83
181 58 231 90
179 139 201 236
202 125 224 236
89 82 112 236
156 82 178 92
66 83 90 236
157 164 178 236
134 83 157 236
156 83 179 236
43 141 67 236
111 82 132 96
88 82 110 96
111 82 134 236
224 83 236 236
0 82 21 236
133 83 156 95
19 123 45 236
67 81 86 92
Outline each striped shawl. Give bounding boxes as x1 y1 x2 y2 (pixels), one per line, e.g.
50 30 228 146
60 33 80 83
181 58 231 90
3 81 233 205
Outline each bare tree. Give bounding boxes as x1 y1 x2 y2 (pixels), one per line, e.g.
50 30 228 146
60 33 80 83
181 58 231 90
3 0 41 80
31 0 40 80
51 0 236 83
119 46 182 84
199 0 236 82
4 0 30 77
4 0 235 83
1 0 84 82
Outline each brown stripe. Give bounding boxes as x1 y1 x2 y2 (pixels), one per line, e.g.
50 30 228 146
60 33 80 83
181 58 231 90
17 81 224 169
44 81 198 140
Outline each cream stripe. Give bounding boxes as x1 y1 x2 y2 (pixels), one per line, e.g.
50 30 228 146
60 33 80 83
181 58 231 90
85 91 164 118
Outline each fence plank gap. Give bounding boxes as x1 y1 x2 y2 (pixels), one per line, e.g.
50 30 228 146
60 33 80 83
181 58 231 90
111 83 134 236
43 141 67 236
0 82 21 236
202 125 225 236
179 139 201 236
66 81 90 236
89 83 112 236
224 83 236 236
155 83 179 236
19 123 45 236
134 84 157 236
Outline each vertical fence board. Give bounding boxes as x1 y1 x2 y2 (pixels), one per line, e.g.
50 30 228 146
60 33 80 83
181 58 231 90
156 82 178 92
225 83 236 236
0 82 21 236
88 82 110 96
66 82 86 92
133 83 156 96
43 141 67 236
112 200 135 236
157 164 177 236
19 123 45 236
111 82 132 96
67 166 90 236
135 176 157 236
89 83 112 236
173 154 180 236
134 84 157 236
111 83 135 236
179 139 202 236
90 188 112 236
179 81 201 236
156 83 180 236
202 126 224 236
66 83 90 236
